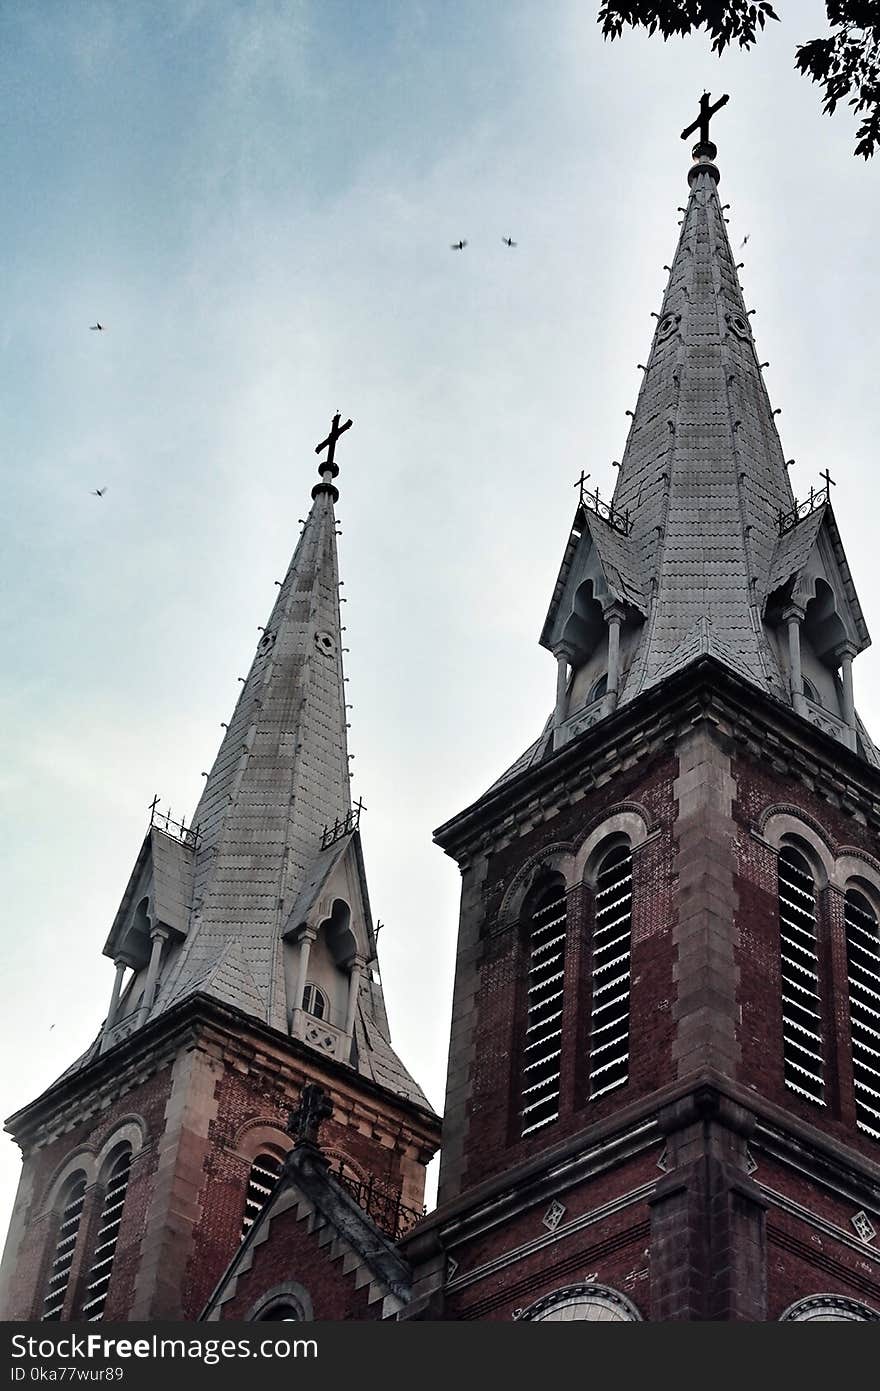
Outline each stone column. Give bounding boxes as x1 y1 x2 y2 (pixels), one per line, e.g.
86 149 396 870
649 1089 768 1321
837 643 858 750
107 959 127 1024
783 604 806 715
100 959 129 1051
339 956 365 1060
603 603 626 712
140 927 169 1020
290 927 316 1035
552 650 570 750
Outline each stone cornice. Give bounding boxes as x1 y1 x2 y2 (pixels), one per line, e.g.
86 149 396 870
402 1070 880 1256
434 656 880 865
5 993 440 1154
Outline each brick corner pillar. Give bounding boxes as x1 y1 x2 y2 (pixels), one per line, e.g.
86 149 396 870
398 1227 447 1320
648 1085 768 1321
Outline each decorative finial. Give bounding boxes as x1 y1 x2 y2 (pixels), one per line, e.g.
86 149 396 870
681 92 729 185
287 1081 333 1152
313 411 353 501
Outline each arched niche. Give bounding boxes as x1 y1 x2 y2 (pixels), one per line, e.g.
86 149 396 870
561 579 606 668
803 578 848 664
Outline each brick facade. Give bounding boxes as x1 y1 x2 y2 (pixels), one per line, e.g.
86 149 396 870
404 663 880 1321
1 998 439 1321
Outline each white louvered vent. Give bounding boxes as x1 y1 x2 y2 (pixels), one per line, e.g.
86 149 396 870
520 881 568 1137
844 890 880 1142
241 1152 283 1237
778 848 825 1105
589 847 632 1099
41 1174 87 1321
80 1148 132 1321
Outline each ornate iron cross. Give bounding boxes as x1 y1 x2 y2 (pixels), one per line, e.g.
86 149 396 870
287 1082 334 1148
315 412 353 471
680 92 729 145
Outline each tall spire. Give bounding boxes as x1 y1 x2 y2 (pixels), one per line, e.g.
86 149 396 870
97 419 431 1107
522 97 872 783
161 422 354 1028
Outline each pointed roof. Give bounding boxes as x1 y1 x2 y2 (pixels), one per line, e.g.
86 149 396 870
89 427 434 1114
612 141 799 698
155 465 352 1033
503 121 873 794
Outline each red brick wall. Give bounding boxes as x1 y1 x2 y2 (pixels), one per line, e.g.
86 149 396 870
443 1151 658 1320
5 1018 436 1323
732 752 880 1162
460 753 677 1192
6 1064 174 1320
216 1203 383 1321
182 1054 423 1317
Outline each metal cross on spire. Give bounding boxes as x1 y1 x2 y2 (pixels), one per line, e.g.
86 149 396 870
680 91 730 147
287 1082 334 1149
315 411 353 474
312 411 352 501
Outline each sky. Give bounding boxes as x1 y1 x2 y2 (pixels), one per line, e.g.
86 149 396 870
2 0 880 1235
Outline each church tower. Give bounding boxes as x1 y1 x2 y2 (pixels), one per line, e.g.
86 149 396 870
404 103 880 1322
0 421 440 1322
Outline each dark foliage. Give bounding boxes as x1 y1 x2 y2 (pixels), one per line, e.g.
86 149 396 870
597 1 880 157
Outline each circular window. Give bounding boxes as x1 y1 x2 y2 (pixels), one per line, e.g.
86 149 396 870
314 631 336 657
726 310 751 341
656 312 680 342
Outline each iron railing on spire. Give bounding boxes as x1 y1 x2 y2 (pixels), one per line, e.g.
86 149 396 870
320 798 365 851
148 795 201 850
777 473 835 535
575 476 632 537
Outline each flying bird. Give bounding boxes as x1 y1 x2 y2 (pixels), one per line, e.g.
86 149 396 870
740 235 750 248
502 236 517 247
450 239 467 251
91 486 107 497
90 322 105 331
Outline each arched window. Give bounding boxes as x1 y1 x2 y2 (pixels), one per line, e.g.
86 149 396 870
516 1283 641 1321
41 1172 87 1321
589 674 608 703
802 678 820 706
302 984 327 1019
780 1294 880 1321
257 1303 301 1320
520 874 568 1137
80 1146 132 1321
589 845 632 1099
241 1151 284 1238
777 847 825 1105
844 889 880 1141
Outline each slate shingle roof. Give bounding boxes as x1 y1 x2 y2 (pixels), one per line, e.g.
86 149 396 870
490 148 874 795
83 468 433 1113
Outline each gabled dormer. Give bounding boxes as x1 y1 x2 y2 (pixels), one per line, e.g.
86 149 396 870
764 497 872 755
99 814 196 1051
281 819 378 1065
540 497 646 750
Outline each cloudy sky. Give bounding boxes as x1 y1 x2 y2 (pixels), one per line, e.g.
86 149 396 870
2 0 879 1231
